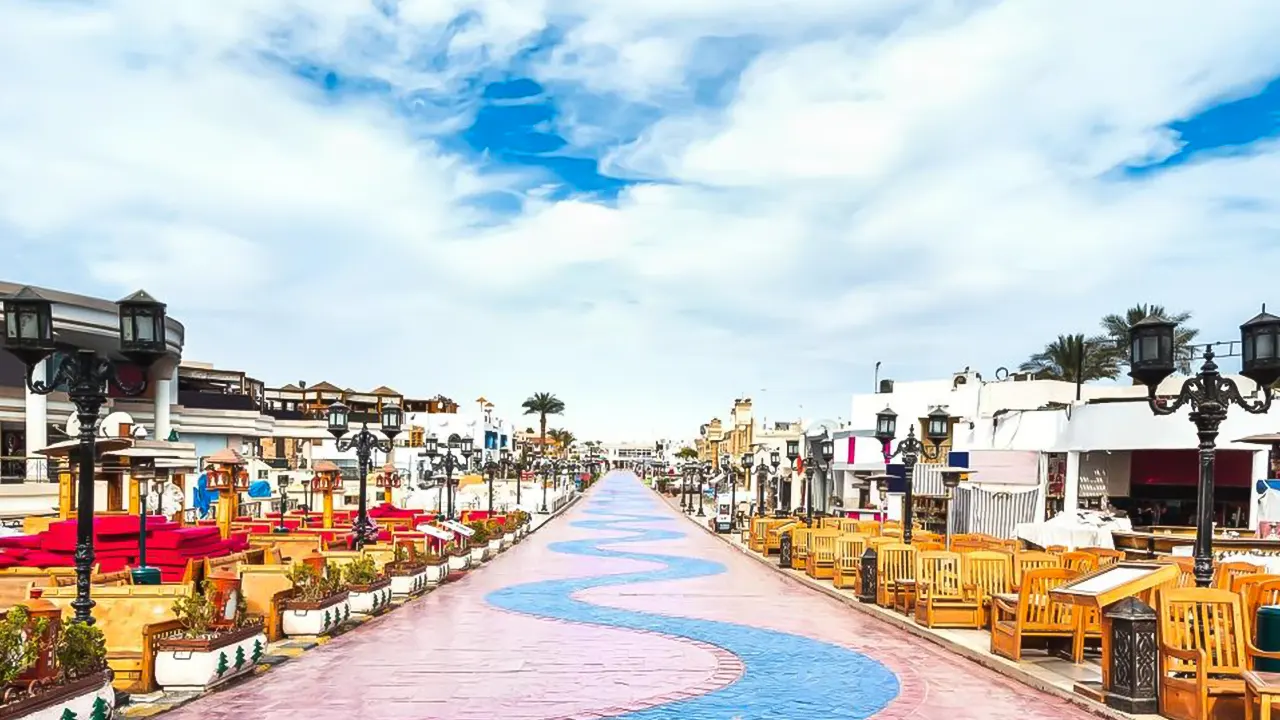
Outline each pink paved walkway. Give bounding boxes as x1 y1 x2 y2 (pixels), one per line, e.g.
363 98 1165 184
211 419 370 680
160 479 1105 720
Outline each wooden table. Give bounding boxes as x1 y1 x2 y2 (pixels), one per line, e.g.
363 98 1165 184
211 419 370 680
1245 669 1280 720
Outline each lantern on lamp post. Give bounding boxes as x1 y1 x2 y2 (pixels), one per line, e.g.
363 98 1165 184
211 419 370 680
2 287 169 624
875 405 951 543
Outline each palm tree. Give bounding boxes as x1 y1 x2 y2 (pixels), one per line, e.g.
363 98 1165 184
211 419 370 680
521 393 565 460
1099 304 1199 380
548 428 576 458
1020 334 1120 383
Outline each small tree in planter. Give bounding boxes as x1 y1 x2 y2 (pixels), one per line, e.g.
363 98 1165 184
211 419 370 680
280 562 350 638
1 611 114 720
152 585 267 692
466 522 491 563
385 544 431 597
444 541 469 575
342 555 392 615
485 519 507 552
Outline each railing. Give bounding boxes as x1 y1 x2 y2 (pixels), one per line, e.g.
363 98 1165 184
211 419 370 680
178 390 260 412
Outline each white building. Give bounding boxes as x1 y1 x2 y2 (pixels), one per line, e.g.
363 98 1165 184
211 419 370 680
845 368 1280 533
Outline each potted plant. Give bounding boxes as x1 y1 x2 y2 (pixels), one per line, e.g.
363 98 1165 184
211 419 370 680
444 541 470 576
152 586 267 692
342 555 393 615
487 520 507 553
384 544 431 598
280 561 350 637
467 522 491 563
1 604 115 720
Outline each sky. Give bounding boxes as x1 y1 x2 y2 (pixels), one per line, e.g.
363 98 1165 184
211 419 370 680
3 1 1280 442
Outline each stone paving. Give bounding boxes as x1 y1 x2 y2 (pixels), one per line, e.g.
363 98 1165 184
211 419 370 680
158 473 1106 719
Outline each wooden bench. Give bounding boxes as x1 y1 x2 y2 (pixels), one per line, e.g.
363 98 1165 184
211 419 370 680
239 565 295 642
1158 587 1280 720
248 533 323 564
876 544 915 609
990 567 1075 662
915 551 981 629
963 550 1013 628
790 527 813 571
39 583 194 692
52 569 132 587
804 529 840 580
764 521 799 555
832 534 868 590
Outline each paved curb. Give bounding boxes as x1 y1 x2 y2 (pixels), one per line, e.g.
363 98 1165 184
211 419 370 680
661 498 1146 720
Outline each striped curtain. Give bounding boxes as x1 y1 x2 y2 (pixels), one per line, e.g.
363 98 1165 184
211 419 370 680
952 486 1039 538
910 463 947 497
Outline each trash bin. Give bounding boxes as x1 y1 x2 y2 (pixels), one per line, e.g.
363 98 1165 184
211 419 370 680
130 566 161 586
1257 605 1280 672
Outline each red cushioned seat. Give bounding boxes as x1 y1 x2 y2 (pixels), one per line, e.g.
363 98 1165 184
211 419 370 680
148 526 221 549
20 551 75 568
0 535 41 550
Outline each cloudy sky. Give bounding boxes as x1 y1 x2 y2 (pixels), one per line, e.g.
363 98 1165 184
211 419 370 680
3 1 1280 441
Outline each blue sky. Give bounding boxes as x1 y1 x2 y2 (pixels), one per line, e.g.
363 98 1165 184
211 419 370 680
3 1 1280 439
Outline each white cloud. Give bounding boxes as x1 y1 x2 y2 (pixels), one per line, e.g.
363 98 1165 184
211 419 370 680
2 0 1280 442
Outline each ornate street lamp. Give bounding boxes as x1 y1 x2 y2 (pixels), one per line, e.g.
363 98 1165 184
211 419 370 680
3 287 168 624
742 451 756 519
484 458 499 513
421 433 472 520
783 439 802 514
1129 308 1280 587
696 461 708 517
275 475 291 533
538 457 551 513
299 476 312 525
327 400 402 548
874 405 951 543
802 430 836 525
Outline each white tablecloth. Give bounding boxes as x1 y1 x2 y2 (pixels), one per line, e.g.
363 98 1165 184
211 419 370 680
1015 513 1132 550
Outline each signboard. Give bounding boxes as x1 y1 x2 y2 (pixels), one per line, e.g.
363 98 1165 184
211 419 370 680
778 533 793 568
416 523 454 541
714 514 732 533
442 520 475 537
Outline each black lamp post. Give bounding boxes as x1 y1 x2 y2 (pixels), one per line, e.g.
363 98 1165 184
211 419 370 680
3 286 168 625
742 451 756 518
696 461 707 517
802 432 835 525
275 475 290 533
784 439 801 515
538 458 550 513
1129 309 1280 587
514 447 525 507
300 477 312 526
133 457 156 581
874 406 951 544
680 465 690 510
422 434 472 520
327 400 402 549
722 453 738 530
484 459 498 512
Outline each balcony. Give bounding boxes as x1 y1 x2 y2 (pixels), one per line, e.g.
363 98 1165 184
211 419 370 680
178 390 260 412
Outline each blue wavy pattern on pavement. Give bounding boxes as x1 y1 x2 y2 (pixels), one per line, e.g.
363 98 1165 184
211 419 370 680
485 472 900 719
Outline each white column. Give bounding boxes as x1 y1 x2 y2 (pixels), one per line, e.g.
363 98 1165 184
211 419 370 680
153 378 172 442
24 359 48 481
1064 451 1081 513
1251 449 1270 531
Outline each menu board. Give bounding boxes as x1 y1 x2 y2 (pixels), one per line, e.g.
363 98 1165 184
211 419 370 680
442 520 475 537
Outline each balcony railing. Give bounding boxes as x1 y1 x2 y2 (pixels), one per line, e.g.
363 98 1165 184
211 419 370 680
179 390 260 412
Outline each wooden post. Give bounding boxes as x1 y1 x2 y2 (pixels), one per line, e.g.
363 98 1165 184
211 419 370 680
322 491 334 529
128 477 140 515
58 467 74 520
216 491 235 539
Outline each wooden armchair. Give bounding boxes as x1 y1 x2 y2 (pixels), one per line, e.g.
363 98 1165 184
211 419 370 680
1061 551 1098 575
1013 551 1062 589
963 550 1013 628
1213 560 1264 591
765 521 799 555
791 527 813 571
914 551 981 628
1157 587 1280 720
805 529 841 580
832 534 868 590
876 544 916 609
990 567 1075 662
1081 547 1124 567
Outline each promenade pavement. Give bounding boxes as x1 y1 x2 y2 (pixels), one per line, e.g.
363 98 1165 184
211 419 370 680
160 473 1102 720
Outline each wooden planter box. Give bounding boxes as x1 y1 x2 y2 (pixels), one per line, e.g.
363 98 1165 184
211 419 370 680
280 591 350 637
447 552 470 574
469 545 488 564
347 578 393 615
153 622 267 692
0 669 114 720
487 537 503 555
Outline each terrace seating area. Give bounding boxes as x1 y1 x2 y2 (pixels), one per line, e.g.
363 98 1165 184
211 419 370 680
740 513 1280 720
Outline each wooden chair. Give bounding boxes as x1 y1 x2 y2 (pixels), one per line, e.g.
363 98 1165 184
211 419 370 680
990 567 1076 662
805 529 840 580
963 550 1014 628
1157 587 1280 720
1081 547 1125 567
1232 573 1280 635
832 534 868 589
1214 561 1264 591
765 521 799 555
1061 551 1098 575
1013 551 1063 589
791 527 813 570
1249 579 1280 642
914 551 981 628
876 544 916 609
1157 556 1198 588
914 541 945 551
1045 544 1068 554
855 520 881 536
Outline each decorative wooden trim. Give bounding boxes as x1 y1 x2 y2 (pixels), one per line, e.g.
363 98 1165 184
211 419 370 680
153 619 265 652
0 669 111 720
347 578 391 594
280 590 348 612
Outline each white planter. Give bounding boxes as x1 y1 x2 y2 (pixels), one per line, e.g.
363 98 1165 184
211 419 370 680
348 580 394 615
154 628 268 692
425 562 448 585
281 592 351 637
448 553 469 573
470 546 488 564
9 674 115 720
488 537 503 555
500 533 512 548
389 569 429 597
